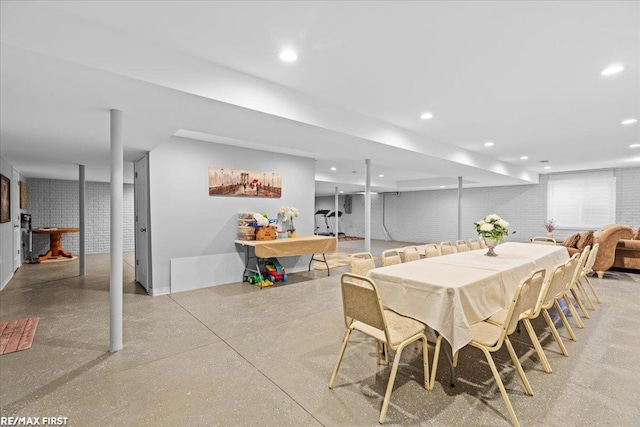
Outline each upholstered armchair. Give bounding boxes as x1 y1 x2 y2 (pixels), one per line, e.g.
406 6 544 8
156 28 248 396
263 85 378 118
591 224 633 278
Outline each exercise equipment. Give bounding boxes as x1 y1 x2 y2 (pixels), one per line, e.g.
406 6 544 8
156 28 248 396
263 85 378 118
314 209 331 235
327 211 346 237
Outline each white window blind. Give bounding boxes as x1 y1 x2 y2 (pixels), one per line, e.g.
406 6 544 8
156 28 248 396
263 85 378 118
547 172 616 229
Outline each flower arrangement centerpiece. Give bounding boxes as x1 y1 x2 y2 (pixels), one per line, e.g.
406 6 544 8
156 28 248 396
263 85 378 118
278 206 299 237
474 214 510 256
544 219 557 235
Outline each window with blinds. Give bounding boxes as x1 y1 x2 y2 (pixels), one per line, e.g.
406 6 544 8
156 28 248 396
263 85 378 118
547 172 616 229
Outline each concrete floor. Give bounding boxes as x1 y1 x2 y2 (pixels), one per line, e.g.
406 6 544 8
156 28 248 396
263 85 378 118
1 242 639 426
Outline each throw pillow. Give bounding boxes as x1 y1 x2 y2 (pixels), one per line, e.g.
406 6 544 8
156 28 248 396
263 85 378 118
576 230 594 251
634 227 640 240
562 233 580 248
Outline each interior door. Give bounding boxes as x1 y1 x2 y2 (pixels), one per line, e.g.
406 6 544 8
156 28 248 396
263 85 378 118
134 155 151 292
12 168 21 271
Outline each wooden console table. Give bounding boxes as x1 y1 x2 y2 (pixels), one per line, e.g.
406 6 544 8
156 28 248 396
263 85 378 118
234 235 337 286
32 228 80 261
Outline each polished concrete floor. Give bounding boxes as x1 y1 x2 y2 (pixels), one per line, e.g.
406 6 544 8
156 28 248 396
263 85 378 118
1 241 639 426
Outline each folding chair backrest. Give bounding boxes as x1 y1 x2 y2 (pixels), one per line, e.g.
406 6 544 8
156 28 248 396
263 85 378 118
440 241 455 255
507 269 546 335
381 249 402 267
350 252 376 276
559 253 580 295
340 273 386 332
468 239 481 250
479 237 487 249
538 263 567 313
532 236 557 245
583 243 599 273
424 243 440 258
568 246 590 287
403 246 421 262
456 240 470 252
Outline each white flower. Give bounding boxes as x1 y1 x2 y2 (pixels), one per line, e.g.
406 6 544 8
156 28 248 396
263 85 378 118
480 223 494 232
486 214 500 222
497 219 509 228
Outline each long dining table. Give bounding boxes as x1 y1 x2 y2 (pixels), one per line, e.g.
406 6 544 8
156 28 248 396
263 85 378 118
367 242 569 355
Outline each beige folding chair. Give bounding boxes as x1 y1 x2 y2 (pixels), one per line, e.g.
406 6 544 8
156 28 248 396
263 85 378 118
479 237 488 249
431 270 544 427
468 238 481 250
577 243 601 307
424 243 440 258
568 246 592 319
440 241 455 255
381 249 402 267
456 240 470 252
531 236 557 245
329 273 430 424
350 252 376 277
487 268 553 373
539 259 577 354
402 246 421 262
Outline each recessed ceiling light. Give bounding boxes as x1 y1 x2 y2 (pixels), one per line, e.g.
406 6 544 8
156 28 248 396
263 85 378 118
279 50 297 62
379 174 384 178
439 185 445 188
520 156 529 160
543 166 552 170
420 112 433 120
330 167 337 171
601 64 624 76
484 141 494 147
339 190 344 194
630 143 640 148
621 118 637 125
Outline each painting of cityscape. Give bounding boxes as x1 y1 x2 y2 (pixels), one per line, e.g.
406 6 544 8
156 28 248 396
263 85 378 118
208 167 282 198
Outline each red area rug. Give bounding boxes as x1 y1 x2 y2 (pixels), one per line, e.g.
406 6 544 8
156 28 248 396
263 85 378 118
0 317 40 355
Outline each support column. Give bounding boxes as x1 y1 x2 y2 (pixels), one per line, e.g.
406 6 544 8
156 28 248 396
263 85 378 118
110 109 123 352
79 165 86 276
364 159 371 253
334 186 339 242
457 176 463 241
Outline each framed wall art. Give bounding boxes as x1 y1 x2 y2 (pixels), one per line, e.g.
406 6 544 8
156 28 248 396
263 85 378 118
20 181 27 209
208 167 281 198
0 174 10 223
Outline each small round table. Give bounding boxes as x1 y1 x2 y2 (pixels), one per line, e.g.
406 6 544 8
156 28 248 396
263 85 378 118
32 228 80 261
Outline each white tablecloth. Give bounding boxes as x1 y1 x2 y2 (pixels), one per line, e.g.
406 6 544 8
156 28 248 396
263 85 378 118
367 242 569 353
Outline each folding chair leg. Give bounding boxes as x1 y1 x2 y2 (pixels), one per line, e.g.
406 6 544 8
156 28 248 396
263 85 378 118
453 350 459 367
543 308 569 356
553 300 577 341
522 319 552 373
584 275 601 304
329 329 352 388
420 335 431 391
430 335 443 390
576 279 595 310
505 336 534 396
476 344 521 427
569 288 590 320
379 343 405 424
562 294 585 329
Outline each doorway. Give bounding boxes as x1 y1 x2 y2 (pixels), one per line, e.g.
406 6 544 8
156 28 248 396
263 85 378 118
134 155 152 293
12 168 21 271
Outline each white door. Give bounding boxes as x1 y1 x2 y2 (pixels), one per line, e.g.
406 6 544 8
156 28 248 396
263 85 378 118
13 168 21 271
134 155 151 292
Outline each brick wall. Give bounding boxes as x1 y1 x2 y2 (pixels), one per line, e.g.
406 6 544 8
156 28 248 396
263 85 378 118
27 178 134 255
316 167 640 244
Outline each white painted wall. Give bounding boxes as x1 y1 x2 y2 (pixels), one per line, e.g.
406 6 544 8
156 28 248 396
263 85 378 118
149 137 315 295
316 167 640 246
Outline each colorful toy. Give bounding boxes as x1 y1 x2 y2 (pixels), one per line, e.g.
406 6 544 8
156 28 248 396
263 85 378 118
263 258 288 282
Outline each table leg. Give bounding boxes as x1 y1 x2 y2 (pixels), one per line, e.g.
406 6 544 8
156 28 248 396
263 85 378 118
309 253 330 276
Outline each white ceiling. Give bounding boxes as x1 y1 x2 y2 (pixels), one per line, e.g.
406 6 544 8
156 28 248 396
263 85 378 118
1 1 638 193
